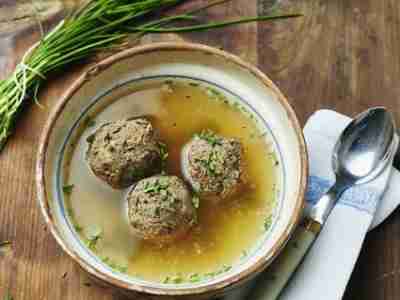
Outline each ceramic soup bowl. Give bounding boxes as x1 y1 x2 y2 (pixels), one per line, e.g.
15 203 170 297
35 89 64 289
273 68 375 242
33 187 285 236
36 43 308 300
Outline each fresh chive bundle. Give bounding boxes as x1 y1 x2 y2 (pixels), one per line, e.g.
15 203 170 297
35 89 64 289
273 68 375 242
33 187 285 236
0 0 301 151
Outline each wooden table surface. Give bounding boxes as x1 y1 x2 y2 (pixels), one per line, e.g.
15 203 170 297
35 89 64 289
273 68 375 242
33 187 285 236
1 1 400 299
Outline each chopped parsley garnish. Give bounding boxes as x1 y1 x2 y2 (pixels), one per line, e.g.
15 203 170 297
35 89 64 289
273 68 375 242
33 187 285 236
192 195 200 209
196 130 221 147
162 265 232 284
203 265 232 278
264 215 273 231
158 142 169 161
189 273 202 283
193 131 226 177
163 274 184 284
143 180 169 194
62 184 74 195
84 116 96 127
66 207 74 217
197 157 216 177
84 225 103 250
206 87 221 98
195 148 223 177
143 179 178 207
189 82 199 87
74 224 83 232
101 256 110 263
103 257 128 273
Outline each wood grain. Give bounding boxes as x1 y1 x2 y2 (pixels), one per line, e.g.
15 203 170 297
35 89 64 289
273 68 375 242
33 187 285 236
1 0 400 299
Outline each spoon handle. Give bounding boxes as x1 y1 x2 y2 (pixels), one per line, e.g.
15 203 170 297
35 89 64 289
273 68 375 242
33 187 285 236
309 182 347 225
246 218 321 300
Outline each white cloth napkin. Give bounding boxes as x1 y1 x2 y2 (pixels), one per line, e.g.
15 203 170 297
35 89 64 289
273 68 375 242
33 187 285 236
226 109 400 300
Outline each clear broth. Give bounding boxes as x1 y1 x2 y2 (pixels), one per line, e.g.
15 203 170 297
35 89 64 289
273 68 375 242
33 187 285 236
63 78 278 283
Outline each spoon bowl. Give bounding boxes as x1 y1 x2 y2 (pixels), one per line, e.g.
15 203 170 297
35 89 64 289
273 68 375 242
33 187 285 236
333 107 396 185
310 107 397 225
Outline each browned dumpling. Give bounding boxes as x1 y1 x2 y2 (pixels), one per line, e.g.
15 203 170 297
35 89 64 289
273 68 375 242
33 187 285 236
86 118 163 189
181 130 246 201
127 175 197 242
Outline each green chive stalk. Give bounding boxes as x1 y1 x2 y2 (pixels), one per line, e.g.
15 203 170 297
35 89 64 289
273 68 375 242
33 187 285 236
0 0 301 151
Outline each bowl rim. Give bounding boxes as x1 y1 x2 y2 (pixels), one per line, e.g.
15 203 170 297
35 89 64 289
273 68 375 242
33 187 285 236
36 42 308 296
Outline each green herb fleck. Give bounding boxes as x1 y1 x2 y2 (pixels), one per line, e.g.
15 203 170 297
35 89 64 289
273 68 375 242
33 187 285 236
62 184 74 195
117 265 128 273
163 276 170 284
84 116 96 128
172 275 184 284
192 195 200 209
221 265 232 272
162 265 232 284
101 256 110 263
143 179 169 194
197 158 216 177
163 274 184 284
194 130 225 177
206 87 221 98
66 207 74 217
196 130 221 147
264 215 273 231
84 225 103 250
189 82 199 87
204 265 232 278
107 259 128 273
189 273 202 283
74 224 83 232
158 142 169 161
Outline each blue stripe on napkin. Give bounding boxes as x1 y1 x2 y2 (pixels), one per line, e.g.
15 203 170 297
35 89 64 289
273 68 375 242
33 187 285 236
306 175 380 215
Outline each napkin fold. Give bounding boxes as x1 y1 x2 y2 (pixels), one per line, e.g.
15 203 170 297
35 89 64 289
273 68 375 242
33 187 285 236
226 109 400 300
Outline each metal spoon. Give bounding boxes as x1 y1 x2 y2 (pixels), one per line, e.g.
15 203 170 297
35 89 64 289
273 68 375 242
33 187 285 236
247 107 398 300
309 107 396 224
